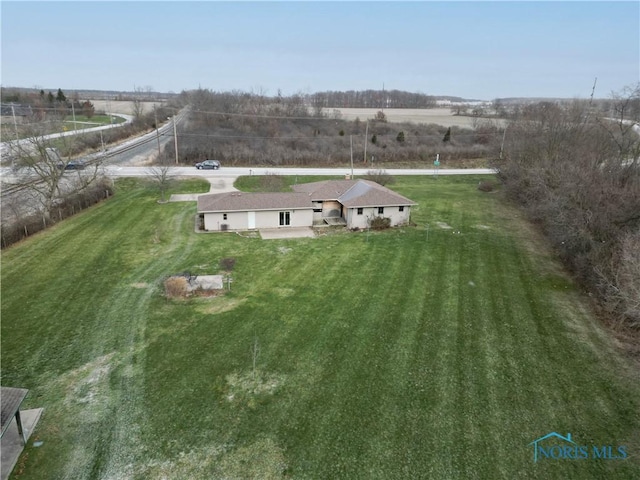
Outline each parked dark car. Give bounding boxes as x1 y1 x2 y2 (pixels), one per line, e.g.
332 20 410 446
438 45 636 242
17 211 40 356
195 160 221 170
57 160 86 170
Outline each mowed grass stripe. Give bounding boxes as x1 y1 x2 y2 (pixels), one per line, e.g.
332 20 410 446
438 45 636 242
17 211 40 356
274 234 427 477
1 189 153 384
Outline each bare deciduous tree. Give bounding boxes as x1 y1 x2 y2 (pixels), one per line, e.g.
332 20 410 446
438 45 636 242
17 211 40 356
131 86 146 121
494 84 640 330
6 122 105 220
147 161 174 203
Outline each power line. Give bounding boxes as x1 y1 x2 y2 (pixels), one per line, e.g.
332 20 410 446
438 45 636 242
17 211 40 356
177 131 499 141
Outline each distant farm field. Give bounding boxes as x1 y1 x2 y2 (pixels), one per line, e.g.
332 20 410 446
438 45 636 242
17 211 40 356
90 99 164 115
326 107 482 127
1 176 638 479
90 102 484 128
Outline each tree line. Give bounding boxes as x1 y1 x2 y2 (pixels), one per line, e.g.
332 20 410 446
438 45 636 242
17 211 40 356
309 89 438 109
1 87 96 121
494 84 640 334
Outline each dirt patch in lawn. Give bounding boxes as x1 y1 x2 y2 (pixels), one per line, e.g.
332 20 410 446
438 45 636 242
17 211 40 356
435 221 453 229
196 297 245 315
217 437 287 479
224 370 286 406
273 287 295 298
135 436 286 479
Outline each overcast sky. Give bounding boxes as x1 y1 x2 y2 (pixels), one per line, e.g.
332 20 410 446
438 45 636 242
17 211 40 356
1 1 638 100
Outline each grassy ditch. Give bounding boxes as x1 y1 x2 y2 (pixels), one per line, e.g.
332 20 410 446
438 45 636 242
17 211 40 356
1 176 638 479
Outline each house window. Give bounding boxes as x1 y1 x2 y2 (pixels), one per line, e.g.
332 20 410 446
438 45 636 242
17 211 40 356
279 211 291 226
378 207 384 214
357 208 363 215
223 213 228 220
399 206 404 212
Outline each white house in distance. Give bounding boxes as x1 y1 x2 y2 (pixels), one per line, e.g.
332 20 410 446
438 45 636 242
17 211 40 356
197 179 417 231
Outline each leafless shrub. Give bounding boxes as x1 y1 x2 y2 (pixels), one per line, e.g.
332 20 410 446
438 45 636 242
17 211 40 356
260 174 288 192
477 180 495 192
369 216 391 230
363 169 395 186
220 257 236 271
1 179 114 249
164 276 189 298
597 230 640 329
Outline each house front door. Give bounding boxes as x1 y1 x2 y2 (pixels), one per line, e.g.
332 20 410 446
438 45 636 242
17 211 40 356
248 211 256 229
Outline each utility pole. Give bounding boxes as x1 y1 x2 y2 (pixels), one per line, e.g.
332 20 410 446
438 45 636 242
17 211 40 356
107 98 113 125
11 105 19 141
154 105 161 159
363 120 368 164
350 135 354 177
172 116 179 164
71 101 78 132
499 126 508 159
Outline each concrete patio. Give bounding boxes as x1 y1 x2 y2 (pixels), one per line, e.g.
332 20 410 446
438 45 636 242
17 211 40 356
260 227 316 239
1 408 43 480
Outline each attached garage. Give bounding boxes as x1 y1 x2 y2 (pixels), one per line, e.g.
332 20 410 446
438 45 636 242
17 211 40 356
197 192 314 232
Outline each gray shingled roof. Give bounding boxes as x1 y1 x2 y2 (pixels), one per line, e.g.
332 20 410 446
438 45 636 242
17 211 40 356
198 192 313 212
293 179 417 208
292 180 359 200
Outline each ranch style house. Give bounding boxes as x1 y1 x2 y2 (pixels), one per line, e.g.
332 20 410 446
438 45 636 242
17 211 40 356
197 179 417 232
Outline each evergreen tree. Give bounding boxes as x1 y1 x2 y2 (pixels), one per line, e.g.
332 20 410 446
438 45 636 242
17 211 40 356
56 88 66 103
443 127 451 143
371 134 377 144
396 131 405 142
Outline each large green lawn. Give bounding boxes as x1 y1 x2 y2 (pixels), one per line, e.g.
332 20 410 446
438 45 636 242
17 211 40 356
1 176 638 479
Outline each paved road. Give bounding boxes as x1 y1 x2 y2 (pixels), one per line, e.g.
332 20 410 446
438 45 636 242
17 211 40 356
105 165 496 178
0 165 495 186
